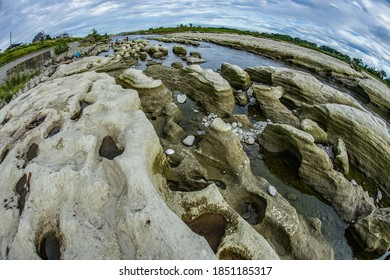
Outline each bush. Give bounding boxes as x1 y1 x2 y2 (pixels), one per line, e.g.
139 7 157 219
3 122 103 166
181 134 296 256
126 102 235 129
54 42 69 55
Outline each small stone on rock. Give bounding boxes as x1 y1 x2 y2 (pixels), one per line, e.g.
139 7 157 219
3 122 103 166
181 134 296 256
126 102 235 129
183 135 195 147
268 185 277 196
165 149 175 155
177 94 187 104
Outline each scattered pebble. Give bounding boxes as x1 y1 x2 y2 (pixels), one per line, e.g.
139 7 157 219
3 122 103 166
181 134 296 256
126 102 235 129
165 149 175 155
268 185 277 196
376 189 382 203
287 193 297 201
183 135 195 147
177 94 187 104
351 179 358 186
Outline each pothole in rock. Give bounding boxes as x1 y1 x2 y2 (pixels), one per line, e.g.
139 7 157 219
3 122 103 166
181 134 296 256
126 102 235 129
0 148 10 164
71 100 92 121
15 172 31 214
26 143 38 160
46 125 62 138
237 198 267 225
99 136 123 160
1 115 11 126
38 232 62 260
219 248 249 260
26 114 46 130
186 213 228 253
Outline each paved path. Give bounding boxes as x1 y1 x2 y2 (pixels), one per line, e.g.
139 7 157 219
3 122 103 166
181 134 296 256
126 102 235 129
0 42 79 84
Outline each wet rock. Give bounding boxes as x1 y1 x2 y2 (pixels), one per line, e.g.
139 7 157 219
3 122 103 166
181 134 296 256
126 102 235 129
349 208 390 255
301 119 328 144
301 103 390 199
253 85 300 127
186 56 206 64
334 138 349 175
0 70 215 260
152 51 164 59
190 52 202 58
221 62 251 90
172 45 187 56
171 62 183 69
258 123 375 222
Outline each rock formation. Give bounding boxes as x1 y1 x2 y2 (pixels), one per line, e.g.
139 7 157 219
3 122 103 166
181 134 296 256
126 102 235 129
258 123 375 222
252 84 300 127
349 208 390 255
301 104 390 199
220 62 251 90
145 64 235 116
0 70 215 260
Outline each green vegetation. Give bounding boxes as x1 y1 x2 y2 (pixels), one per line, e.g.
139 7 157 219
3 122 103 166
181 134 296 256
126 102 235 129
123 25 389 86
84 28 110 44
0 38 81 67
54 41 70 55
0 70 39 102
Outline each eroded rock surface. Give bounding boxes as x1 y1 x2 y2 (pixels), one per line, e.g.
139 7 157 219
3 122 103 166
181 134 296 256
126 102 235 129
258 123 375 222
145 64 235 116
301 104 390 198
0 70 215 260
246 66 365 111
349 208 390 255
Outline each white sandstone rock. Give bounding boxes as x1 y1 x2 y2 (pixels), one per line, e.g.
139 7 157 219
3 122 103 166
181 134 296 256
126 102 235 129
268 185 277 196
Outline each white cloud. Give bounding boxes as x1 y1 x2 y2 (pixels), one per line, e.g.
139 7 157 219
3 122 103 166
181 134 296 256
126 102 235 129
0 0 388 75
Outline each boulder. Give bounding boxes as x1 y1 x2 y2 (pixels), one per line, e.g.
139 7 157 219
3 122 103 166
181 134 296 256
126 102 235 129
221 62 251 90
253 85 300 127
172 45 187 56
152 51 164 59
186 56 206 64
349 208 390 255
0 71 216 260
118 68 173 115
300 119 328 144
301 103 390 199
246 66 365 111
258 123 375 222
145 64 235 116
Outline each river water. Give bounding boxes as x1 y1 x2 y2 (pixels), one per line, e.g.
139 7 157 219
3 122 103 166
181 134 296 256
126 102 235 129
104 35 388 260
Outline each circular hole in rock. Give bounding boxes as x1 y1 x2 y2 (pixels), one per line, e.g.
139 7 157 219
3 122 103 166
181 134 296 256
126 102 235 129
26 143 38 161
39 233 61 260
219 248 249 260
26 114 46 130
47 126 61 138
99 136 123 160
186 213 228 253
237 199 267 225
71 101 91 121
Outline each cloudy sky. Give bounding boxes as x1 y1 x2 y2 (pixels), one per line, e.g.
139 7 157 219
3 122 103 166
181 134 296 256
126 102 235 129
0 0 389 74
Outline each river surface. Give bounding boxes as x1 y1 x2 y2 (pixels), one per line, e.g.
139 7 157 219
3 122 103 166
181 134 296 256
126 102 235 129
104 35 388 260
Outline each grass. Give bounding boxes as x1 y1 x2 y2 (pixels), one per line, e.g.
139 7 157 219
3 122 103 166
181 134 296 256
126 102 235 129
0 70 39 102
0 38 81 67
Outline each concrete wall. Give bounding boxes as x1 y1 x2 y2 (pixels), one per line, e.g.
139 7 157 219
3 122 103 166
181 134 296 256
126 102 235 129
6 50 52 79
